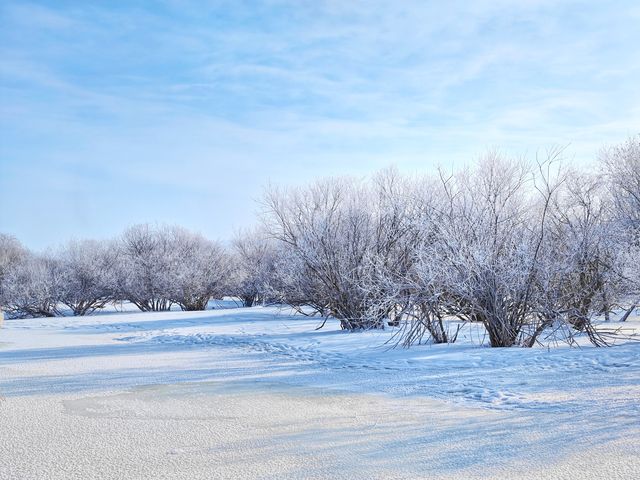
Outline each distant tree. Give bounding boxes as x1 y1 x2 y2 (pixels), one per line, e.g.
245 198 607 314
116 224 174 311
1 252 62 318
600 134 640 232
56 239 118 315
230 228 278 307
116 224 229 312
599 135 640 320
0 233 28 309
166 228 230 311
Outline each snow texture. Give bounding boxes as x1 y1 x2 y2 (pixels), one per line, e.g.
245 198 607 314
1 306 639 479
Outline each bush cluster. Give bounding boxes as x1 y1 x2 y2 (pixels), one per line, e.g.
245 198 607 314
1 137 638 347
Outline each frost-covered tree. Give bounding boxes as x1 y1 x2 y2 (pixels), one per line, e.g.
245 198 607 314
230 228 279 307
417 152 566 347
599 135 640 320
116 224 175 311
351 171 427 334
116 224 229 312
0 233 28 309
166 228 230 311
392 177 459 345
600 134 640 233
264 171 416 330
264 177 370 327
546 174 618 325
56 239 118 315
1 252 62 318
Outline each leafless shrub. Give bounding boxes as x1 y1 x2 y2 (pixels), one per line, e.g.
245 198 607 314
230 228 279 307
263 171 417 330
116 224 229 312
1 252 62 318
56 239 118 315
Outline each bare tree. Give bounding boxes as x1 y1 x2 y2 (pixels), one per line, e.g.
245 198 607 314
0 233 28 311
397 178 458 345
166 228 231 311
116 224 229 312
419 151 567 347
230 228 279 307
1 252 62 318
547 174 614 324
56 239 118 315
116 224 175 311
263 173 416 330
600 134 640 232
600 135 640 321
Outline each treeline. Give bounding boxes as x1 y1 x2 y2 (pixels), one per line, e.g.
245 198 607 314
1 136 638 347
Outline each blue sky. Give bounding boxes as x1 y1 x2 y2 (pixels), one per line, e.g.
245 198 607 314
1 1 639 250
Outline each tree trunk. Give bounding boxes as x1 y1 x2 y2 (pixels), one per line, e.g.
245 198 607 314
620 302 638 322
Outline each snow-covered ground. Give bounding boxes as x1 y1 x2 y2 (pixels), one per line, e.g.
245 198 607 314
1 306 639 479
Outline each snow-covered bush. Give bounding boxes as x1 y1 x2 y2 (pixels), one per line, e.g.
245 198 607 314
230 228 279 307
55 239 118 315
393 177 460 345
166 227 231 311
264 177 372 328
116 224 229 312
115 224 174 311
263 172 416 330
0 233 28 309
600 134 640 234
1 252 62 318
416 153 552 347
546 174 619 320
599 135 640 320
